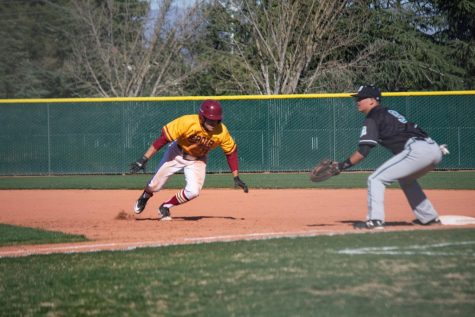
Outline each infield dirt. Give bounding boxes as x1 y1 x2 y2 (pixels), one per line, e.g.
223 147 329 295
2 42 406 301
0 189 474 256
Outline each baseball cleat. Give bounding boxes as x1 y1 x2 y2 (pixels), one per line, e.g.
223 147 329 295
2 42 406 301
353 219 384 230
134 196 150 214
159 204 172 221
412 217 441 226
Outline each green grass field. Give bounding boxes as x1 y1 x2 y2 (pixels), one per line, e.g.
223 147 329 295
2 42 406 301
0 224 87 246
1 172 474 316
1 170 474 189
0 229 474 316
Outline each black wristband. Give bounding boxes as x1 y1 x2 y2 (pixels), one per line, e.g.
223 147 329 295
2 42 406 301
338 158 353 170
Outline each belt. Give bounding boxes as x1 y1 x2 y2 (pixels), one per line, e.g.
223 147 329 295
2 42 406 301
414 136 434 144
177 144 203 161
182 153 202 161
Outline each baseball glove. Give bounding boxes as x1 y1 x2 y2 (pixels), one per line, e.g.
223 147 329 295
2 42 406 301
309 159 340 182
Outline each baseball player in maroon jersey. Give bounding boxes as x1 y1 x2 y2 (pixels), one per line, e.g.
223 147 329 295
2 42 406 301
337 85 448 229
129 99 248 220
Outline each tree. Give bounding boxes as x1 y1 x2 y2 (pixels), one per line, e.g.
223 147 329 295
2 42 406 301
63 0 206 97
1 0 473 98
197 0 472 94
349 0 466 91
0 0 76 98
430 0 475 88
200 0 375 95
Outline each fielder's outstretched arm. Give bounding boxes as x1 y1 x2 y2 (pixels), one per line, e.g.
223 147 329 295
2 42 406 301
338 144 373 171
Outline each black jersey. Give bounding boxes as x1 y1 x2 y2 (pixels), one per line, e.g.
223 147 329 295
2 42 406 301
359 106 428 154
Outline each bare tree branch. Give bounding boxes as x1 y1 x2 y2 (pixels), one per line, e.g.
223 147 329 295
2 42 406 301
65 0 205 97
219 0 375 94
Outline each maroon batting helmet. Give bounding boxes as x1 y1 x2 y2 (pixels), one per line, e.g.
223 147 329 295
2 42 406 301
199 100 223 121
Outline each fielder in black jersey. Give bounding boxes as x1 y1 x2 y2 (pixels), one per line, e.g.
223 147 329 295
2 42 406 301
338 85 448 230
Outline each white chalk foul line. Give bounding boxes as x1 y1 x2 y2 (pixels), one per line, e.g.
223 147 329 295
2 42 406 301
336 241 475 256
0 230 328 258
4 231 473 258
184 230 324 242
0 241 180 258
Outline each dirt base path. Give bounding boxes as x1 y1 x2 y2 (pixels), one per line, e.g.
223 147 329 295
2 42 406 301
0 189 474 257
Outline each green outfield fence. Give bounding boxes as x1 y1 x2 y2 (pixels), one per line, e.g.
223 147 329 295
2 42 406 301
1 91 474 175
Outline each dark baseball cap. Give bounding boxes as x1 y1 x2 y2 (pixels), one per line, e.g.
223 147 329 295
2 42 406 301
351 85 381 101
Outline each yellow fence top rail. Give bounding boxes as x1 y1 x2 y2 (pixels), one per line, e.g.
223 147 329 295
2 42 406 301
1 90 475 104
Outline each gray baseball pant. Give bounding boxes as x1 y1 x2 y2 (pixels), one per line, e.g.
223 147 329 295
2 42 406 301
367 137 443 224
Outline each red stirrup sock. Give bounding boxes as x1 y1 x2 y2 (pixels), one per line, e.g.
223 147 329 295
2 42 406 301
163 190 189 208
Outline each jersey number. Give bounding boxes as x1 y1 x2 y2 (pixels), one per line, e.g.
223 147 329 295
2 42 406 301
388 110 408 123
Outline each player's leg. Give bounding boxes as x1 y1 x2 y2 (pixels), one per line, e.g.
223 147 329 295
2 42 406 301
399 140 442 224
366 150 421 222
368 138 442 223
366 166 390 223
158 158 207 220
399 179 439 224
134 143 184 214
366 139 427 222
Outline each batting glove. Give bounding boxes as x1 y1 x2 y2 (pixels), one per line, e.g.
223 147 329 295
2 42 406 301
129 156 148 174
234 176 249 193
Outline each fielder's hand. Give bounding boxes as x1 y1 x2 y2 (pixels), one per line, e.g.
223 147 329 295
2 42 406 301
129 156 148 174
234 176 249 193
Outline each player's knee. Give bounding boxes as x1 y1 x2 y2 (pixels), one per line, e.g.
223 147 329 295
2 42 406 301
368 174 392 187
184 188 200 200
367 177 374 187
368 173 377 183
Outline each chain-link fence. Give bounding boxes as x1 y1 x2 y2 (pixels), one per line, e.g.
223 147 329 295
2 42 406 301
1 92 474 175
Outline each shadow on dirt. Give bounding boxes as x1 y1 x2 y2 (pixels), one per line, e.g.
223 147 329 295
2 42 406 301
307 220 414 227
133 215 245 221
341 220 413 227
